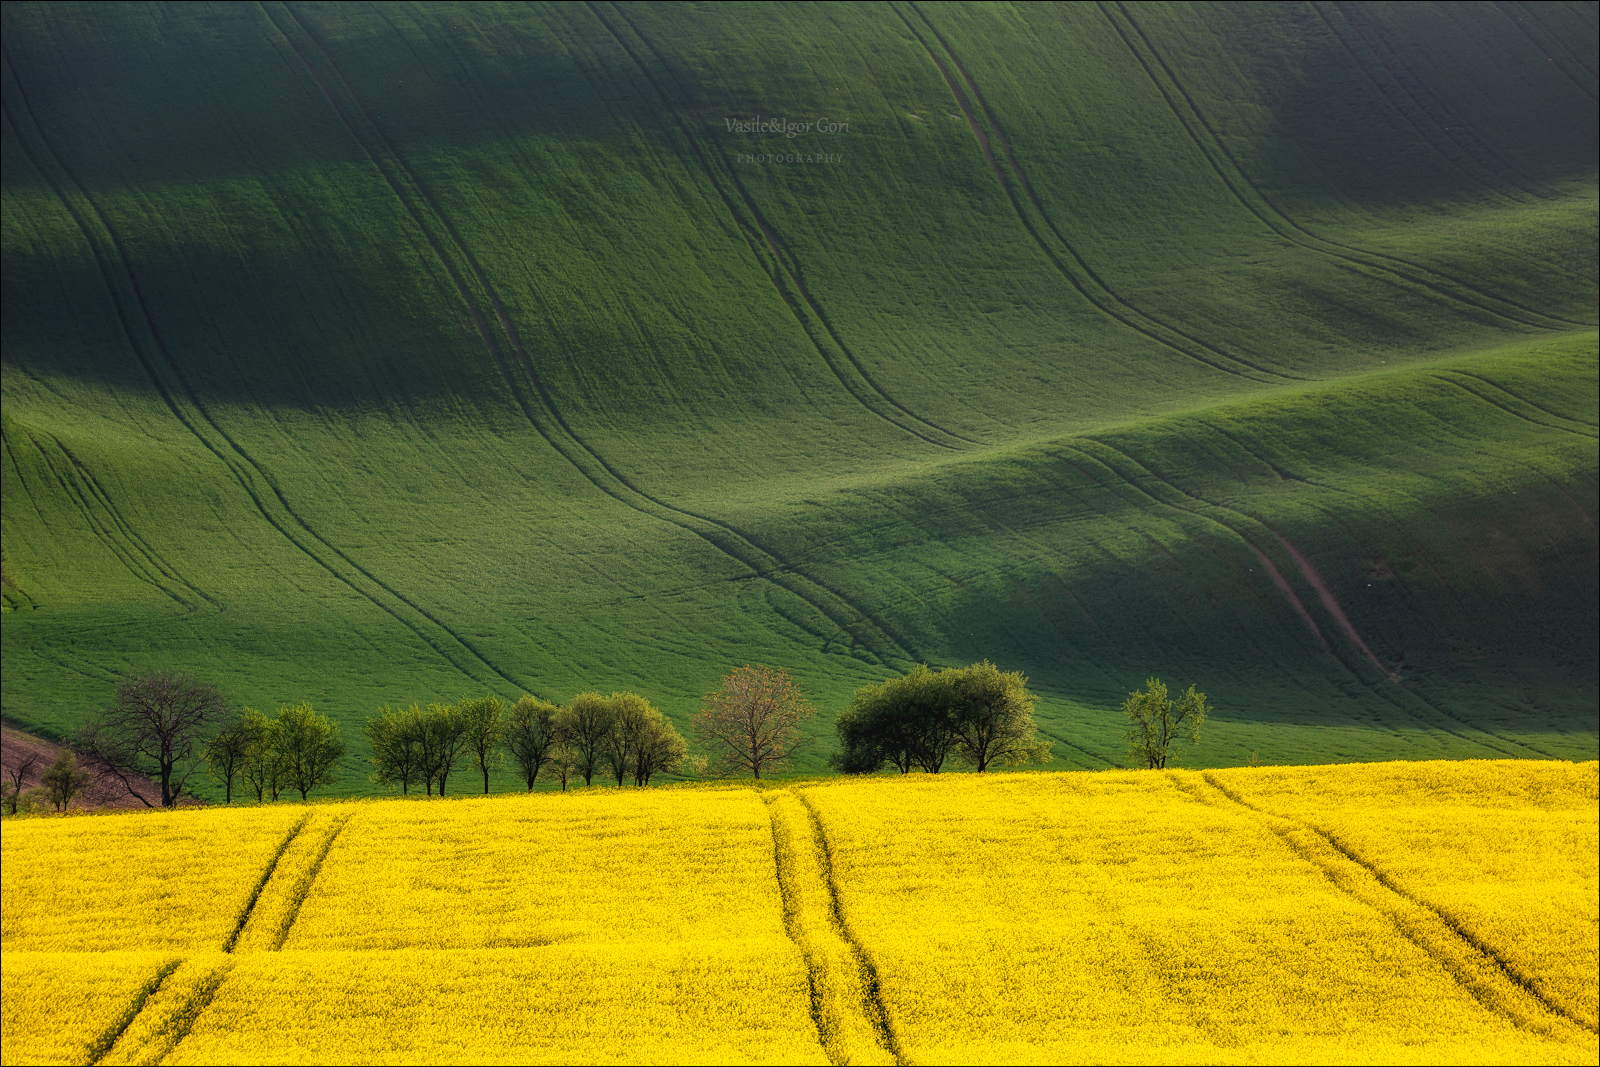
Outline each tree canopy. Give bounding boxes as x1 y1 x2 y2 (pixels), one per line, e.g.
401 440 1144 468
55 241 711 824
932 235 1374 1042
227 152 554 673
1122 679 1208 769
693 665 815 779
833 662 1049 775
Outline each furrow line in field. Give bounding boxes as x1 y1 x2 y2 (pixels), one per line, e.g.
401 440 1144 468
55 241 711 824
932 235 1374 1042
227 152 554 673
896 2 1287 384
1487 1 1599 103
122 957 237 1066
1081 435 1542 758
270 814 352 951
1072 439 1538 757
795 791 910 1065
272 1 919 669
576 2 971 450
764 792 897 1065
1303 1 1536 204
1197 773 1598 1036
16 427 191 609
1108 1 1590 330
51 434 222 610
1326 0 1553 199
84 959 183 1067
587 1 977 450
1433 373 1600 438
221 813 312 954
3 46 526 697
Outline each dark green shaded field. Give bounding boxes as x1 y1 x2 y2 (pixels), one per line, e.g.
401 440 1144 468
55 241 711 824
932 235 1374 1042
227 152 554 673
3 1 1596 793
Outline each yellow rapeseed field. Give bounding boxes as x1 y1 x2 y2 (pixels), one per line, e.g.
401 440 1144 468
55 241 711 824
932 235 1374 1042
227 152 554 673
1 761 1595 1065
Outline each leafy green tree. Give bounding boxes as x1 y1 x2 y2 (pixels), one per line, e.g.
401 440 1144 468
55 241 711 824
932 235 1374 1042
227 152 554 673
947 661 1051 772
833 662 1051 775
366 704 425 795
205 713 256 802
274 703 346 801
420 702 468 796
237 708 282 802
506 695 560 790
832 665 957 774
557 693 615 787
633 705 688 786
693 665 815 779
601 692 656 787
40 750 95 812
1122 678 1209 769
459 695 507 794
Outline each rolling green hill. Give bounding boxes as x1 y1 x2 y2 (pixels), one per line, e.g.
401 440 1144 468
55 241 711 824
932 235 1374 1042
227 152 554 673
3 1 1596 793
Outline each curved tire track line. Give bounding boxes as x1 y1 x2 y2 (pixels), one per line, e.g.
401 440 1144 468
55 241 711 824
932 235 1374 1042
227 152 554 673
1325 0 1554 200
3 49 526 697
49 434 222 610
895 3 1290 384
1491 0 1599 103
1504 0 1593 97
1083 437 1531 752
1075 441 1536 758
1200 772 1598 1036
1107 1 1592 330
14 426 196 610
1499 0 1599 101
84 958 184 1067
585 0 976 451
272 1 919 669
221 813 312 953
1433 372 1599 438
795 790 910 1066
270 813 352 951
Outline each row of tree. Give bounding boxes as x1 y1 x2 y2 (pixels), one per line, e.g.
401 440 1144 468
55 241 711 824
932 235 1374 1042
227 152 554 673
365 691 689 795
206 703 347 802
25 664 1208 812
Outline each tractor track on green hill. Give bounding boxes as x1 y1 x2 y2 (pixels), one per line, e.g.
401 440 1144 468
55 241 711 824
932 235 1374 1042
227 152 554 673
1066 439 1500 749
583 1 976 452
267 2 920 671
1491 0 1599 105
1074 438 1550 760
1432 372 1600 439
2 49 529 698
1320 0 1554 202
898 2 1294 385
1106 1 1594 332
14 426 216 612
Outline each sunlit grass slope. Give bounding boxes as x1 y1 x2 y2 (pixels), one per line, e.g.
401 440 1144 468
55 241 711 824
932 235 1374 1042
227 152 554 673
2 762 1595 1064
2 2 1596 788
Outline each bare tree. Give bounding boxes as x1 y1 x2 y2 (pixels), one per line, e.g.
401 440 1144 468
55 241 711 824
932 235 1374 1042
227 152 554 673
693 665 815 779
78 671 228 807
3 748 42 815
